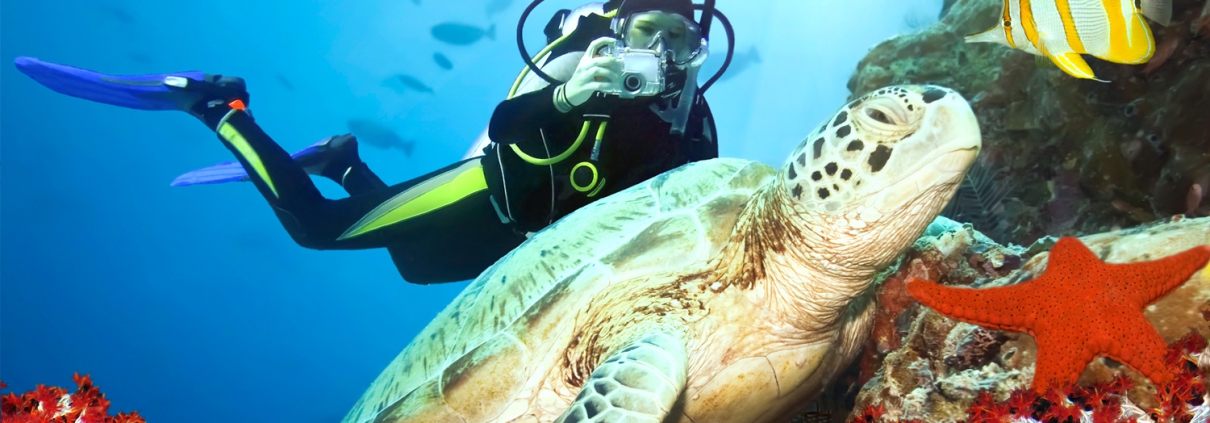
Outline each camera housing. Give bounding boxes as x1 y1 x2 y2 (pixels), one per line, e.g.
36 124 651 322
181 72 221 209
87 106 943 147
600 45 666 99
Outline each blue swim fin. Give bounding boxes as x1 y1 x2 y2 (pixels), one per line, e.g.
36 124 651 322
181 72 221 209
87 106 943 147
170 160 257 186
14 56 205 110
171 136 353 186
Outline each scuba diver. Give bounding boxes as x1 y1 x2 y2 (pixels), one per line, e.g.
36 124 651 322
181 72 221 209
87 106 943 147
13 0 737 284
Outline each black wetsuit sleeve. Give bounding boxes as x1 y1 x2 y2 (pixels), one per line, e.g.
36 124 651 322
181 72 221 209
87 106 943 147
487 84 562 144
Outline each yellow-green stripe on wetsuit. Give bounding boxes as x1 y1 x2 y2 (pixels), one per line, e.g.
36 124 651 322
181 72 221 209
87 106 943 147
201 105 527 284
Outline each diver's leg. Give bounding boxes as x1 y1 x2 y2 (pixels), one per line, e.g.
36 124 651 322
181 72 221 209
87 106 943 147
308 134 390 194
301 136 521 284
376 182 528 284
339 161 388 192
15 60 517 281
169 79 331 220
194 101 436 248
183 75 524 282
305 136 439 282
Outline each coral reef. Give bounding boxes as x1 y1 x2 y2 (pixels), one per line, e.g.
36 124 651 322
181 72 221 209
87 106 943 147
843 216 1210 423
849 332 1208 423
847 0 1210 246
787 216 1208 422
1 374 145 423
906 236 1210 392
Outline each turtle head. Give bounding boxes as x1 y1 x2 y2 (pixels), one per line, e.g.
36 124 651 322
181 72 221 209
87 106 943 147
780 85 981 270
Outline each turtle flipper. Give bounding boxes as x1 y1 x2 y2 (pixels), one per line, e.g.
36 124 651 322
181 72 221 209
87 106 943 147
556 332 687 423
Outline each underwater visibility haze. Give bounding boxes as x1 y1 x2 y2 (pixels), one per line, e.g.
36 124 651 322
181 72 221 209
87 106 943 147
3 0 1209 422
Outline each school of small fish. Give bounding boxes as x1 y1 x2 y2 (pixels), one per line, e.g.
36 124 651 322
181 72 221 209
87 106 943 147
379 0 511 98
88 0 1180 162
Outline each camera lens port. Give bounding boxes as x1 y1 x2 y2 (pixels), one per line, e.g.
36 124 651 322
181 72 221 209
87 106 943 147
623 74 643 93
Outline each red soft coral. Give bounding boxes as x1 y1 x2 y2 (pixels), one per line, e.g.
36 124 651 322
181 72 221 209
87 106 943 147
852 402 888 422
964 391 1016 423
1089 406 1123 423
1164 329 1208 368
1004 390 1038 418
1105 373 1135 394
32 385 64 416
853 332 1210 423
0 373 144 423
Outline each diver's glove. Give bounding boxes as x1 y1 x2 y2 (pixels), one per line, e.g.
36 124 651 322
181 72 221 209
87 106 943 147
555 37 623 112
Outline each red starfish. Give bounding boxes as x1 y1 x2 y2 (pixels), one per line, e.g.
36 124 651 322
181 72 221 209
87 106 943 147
905 236 1210 393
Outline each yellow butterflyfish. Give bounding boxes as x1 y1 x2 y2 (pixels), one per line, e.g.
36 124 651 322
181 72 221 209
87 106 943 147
966 0 1173 81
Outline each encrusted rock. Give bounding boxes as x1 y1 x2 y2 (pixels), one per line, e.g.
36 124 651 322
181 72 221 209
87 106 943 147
846 0 1210 247
845 216 1210 423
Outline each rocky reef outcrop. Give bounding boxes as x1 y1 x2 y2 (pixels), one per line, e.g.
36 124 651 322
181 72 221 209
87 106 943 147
796 1 1210 421
847 0 1210 247
789 216 1209 423
848 216 1210 423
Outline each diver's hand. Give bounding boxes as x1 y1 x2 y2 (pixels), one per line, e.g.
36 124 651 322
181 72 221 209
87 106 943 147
559 37 623 108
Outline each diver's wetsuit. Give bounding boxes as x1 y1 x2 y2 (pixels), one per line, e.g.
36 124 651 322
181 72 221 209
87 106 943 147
483 81 718 232
194 66 716 284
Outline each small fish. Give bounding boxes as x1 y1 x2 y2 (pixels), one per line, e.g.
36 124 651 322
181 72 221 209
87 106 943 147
433 52 453 70
713 45 761 81
485 0 513 17
966 0 1173 81
347 119 416 156
411 0 420 4
383 74 434 93
431 22 496 46
275 74 295 91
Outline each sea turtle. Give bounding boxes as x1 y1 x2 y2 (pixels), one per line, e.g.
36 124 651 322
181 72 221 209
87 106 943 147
341 85 982 423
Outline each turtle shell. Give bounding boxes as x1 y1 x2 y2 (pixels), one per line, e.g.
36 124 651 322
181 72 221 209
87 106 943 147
342 158 775 423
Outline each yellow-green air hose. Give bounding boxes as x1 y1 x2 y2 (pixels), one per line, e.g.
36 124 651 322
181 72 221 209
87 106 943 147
510 121 590 165
506 9 617 166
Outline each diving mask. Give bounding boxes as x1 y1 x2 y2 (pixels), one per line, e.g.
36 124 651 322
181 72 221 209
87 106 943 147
617 11 708 68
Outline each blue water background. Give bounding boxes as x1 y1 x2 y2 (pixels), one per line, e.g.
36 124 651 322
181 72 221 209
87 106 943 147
1 0 940 420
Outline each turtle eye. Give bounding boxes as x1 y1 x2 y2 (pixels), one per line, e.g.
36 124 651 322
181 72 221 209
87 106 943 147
866 108 894 125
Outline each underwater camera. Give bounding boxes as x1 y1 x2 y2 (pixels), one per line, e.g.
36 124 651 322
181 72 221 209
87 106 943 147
516 0 735 98
600 44 666 98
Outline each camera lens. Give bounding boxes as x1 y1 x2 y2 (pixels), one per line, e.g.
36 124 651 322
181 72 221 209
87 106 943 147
623 74 643 92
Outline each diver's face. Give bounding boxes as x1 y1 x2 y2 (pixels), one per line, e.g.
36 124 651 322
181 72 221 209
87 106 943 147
623 11 701 64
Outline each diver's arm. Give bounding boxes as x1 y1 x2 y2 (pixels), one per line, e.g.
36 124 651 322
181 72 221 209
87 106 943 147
489 39 621 144
485 51 583 145
487 84 563 144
